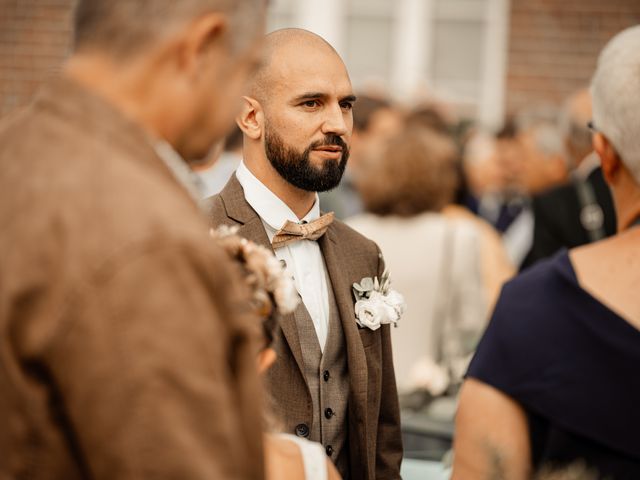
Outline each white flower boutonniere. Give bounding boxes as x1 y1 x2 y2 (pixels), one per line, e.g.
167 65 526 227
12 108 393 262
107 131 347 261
352 270 406 330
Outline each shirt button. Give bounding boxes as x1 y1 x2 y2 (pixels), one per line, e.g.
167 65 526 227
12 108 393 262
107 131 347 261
295 423 309 438
324 408 334 419
323 370 330 382
326 445 334 457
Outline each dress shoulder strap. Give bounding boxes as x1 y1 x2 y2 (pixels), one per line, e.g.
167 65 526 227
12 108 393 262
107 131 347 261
276 433 328 480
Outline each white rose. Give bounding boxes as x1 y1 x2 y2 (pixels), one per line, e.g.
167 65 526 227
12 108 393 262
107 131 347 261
383 289 406 326
367 290 401 326
354 298 383 330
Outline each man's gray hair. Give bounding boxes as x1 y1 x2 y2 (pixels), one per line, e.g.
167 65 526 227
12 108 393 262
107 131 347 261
558 89 592 167
517 107 567 162
73 0 262 59
591 25 640 184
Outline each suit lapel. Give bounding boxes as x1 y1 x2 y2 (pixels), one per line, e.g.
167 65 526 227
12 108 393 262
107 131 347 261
218 175 306 374
319 226 368 432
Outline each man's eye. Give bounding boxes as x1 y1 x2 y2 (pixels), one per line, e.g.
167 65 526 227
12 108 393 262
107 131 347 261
340 102 353 110
303 100 319 108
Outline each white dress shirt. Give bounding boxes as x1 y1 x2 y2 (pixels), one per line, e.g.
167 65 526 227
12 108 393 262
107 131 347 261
236 161 331 351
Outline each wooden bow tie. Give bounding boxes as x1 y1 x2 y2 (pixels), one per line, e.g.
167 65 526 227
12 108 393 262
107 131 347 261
271 212 335 249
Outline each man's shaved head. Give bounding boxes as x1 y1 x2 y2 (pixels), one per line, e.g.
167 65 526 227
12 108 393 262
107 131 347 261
249 28 347 103
238 28 354 194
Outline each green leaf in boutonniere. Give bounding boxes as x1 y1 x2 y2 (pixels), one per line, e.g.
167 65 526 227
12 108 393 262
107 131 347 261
380 269 391 295
360 277 374 291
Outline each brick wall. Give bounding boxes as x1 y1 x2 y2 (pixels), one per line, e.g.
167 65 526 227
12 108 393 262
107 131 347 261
0 0 74 117
507 0 640 113
2 1 640 119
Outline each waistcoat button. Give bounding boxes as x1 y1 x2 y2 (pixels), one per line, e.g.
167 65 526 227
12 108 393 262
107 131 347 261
326 445 334 457
295 423 309 438
323 370 330 382
324 407 334 419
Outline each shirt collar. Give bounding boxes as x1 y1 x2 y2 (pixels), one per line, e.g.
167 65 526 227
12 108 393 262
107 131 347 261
235 160 320 234
152 139 206 205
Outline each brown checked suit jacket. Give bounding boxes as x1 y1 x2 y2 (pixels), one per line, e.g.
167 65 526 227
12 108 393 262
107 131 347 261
208 175 403 480
0 78 264 480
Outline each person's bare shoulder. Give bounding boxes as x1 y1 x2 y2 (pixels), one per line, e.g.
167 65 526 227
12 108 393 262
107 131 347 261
264 434 305 480
570 230 640 325
327 458 342 480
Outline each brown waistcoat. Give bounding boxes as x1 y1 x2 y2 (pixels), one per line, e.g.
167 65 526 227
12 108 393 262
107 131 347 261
289 271 350 476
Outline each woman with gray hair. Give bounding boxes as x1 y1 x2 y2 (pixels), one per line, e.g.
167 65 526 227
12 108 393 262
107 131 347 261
453 25 640 479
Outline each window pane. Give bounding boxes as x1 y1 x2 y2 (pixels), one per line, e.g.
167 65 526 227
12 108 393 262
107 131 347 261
430 20 484 100
267 0 294 31
347 0 393 16
345 16 393 89
435 0 487 20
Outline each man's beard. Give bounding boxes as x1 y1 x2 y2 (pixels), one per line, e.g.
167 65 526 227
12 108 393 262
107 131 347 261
264 126 349 192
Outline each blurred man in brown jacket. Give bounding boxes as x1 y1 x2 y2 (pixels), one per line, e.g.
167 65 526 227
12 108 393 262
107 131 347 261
0 1 267 478
208 29 403 480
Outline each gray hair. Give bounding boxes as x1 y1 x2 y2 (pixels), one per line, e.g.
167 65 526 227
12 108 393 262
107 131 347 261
591 25 640 184
558 89 593 166
531 124 566 159
517 107 567 162
73 0 262 59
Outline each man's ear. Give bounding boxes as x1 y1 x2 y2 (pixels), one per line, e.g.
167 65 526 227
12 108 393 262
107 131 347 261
237 96 263 140
593 132 621 183
174 12 228 75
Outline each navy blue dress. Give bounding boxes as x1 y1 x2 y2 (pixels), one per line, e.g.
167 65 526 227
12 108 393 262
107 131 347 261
467 251 640 479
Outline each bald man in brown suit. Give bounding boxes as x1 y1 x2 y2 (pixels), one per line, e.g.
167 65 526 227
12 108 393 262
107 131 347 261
0 1 267 478
208 29 403 480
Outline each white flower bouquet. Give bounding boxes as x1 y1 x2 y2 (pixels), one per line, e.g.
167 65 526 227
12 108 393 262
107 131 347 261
210 226 299 317
352 270 406 331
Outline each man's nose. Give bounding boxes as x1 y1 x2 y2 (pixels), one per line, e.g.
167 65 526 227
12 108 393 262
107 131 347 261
321 103 349 137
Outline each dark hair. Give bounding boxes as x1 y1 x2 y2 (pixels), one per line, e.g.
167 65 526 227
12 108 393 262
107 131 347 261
352 94 392 132
358 125 459 217
495 116 518 139
73 0 261 59
406 106 450 135
261 314 278 348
